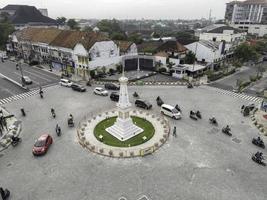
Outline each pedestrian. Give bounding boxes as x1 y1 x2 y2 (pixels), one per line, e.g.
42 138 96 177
173 126 177 137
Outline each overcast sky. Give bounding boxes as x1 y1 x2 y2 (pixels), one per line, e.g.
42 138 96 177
0 0 231 20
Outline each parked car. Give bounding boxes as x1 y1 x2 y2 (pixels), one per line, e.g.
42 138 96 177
32 134 53 156
160 104 181 120
59 79 73 87
110 92 119 102
135 99 152 110
94 87 108 96
22 76 32 85
71 84 86 92
104 83 120 90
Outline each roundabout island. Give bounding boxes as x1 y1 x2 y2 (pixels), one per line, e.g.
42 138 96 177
77 73 170 158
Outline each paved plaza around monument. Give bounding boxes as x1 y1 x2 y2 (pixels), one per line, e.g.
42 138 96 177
0 84 266 200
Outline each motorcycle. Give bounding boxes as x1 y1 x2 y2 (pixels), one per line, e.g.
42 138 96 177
209 118 218 126
20 108 26 117
175 105 182 113
222 127 232 136
133 92 139 98
190 111 198 120
56 127 61 136
52 112 56 118
196 111 202 119
187 83 193 89
156 96 164 106
0 187 10 200
39 90 43 98
252 155 266 166
68 118 74 127
252 138 265 149
11 136 21 146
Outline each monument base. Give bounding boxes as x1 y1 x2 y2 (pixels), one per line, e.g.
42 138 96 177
106 118 143 141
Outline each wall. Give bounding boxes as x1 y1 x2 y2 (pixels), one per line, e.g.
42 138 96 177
199 32 245 43
186 42 223 63
89 41 119 60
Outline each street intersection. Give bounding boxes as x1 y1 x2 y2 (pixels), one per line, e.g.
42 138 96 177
0 84 266 200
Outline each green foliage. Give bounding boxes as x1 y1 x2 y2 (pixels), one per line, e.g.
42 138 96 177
158 68 167 73
184 51 196 64
232 60 242 68
90 70 96 78
67 19 80 30
82 26 93 32
234 43 259 62
97 19 122 34
250 75 258 82
207 71 224 81
175 31 198 44
116 64 122 73
111 32 127 40
0 21 14 50
223 68 236 76
128 34 143 45
56 17 66 25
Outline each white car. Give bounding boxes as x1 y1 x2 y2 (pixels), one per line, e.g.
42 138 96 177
94 87 108 96
160 104 181 120
59 79 73 87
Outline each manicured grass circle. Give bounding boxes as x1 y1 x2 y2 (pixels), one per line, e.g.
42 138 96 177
94 116 155 147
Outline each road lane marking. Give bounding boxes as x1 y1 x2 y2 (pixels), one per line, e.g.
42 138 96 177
22 70 51 81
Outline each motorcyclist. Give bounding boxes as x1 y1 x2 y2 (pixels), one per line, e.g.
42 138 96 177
51 108 55 115
255 152 264 161
133 91 139 97
175 104 181 112
56 124 61 135
11 135 20 142
20 108 26 116
190 110 195 115
225 125 231 132
257 136 263 144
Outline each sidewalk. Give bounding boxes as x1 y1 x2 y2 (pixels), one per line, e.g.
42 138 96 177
37 64 87 84
0 107 22 152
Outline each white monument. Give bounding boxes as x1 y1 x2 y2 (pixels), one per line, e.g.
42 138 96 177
106 74 143 141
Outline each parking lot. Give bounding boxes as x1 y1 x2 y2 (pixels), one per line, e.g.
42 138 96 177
0 85 266 200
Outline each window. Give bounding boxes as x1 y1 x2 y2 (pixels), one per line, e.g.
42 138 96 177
110 50 114 55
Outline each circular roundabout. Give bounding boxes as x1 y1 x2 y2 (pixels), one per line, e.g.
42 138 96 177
77 109 170 158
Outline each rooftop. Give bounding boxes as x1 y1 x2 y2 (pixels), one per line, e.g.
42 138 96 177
114 40 133 52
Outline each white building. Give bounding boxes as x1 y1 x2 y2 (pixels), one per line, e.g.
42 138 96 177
185 40 225 64
230 23 267 37
199 25 246 44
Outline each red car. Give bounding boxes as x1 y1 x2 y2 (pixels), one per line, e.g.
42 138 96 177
32 134 53 156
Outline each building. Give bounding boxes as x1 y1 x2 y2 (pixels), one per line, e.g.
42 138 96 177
199 25 246 44
230 23 267 36
225 0 267 24
115 41 138 56
10 27 121 74
172 64 207 79
138 40 188 66
185 40 228 69
0 5 56 29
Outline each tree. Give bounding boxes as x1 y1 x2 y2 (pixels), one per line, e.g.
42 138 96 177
67 19 80 30
234 43 259 62
111 32 127 40
83 26 93 32
97 19 122 34
184 51 196 64
56 17 66 25
128 34 143 44
0 20 14 50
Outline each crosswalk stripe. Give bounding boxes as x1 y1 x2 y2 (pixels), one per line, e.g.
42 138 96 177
205 86 263 103
0 88 48 105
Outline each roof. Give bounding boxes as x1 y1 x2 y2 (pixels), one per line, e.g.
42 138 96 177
51 30 109 50
155 51 169 57
15 28 62 44
9 5 56 25
14 28 109 49
138 40 187 54
157 41 187 53
199 40 221 51
207 26 243 34
1 4 23 10
115 40 133 52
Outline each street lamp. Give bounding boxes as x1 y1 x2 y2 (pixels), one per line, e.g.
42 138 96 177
18 59 25 86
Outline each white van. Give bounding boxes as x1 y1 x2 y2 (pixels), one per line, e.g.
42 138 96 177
160 104 181 120
59 79 73 87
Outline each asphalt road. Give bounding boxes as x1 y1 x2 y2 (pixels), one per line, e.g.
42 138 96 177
210 62 267 97
0 60 60 91
0 76 26 99
0 85 266 200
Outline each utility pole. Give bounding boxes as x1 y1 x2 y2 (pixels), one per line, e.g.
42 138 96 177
18 59 25 86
